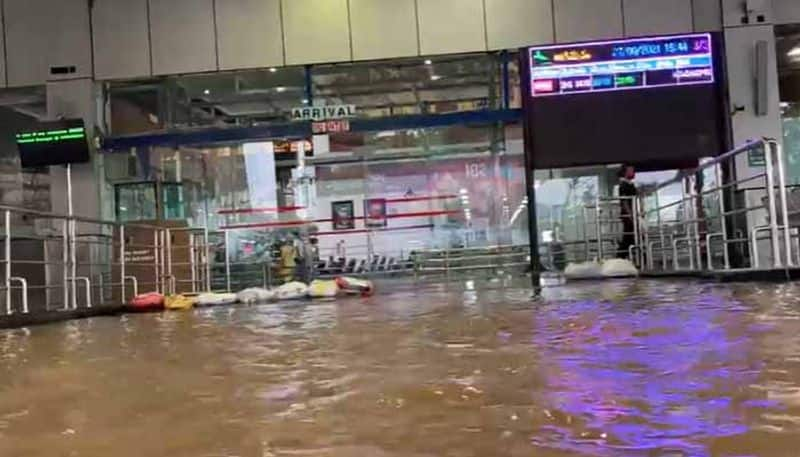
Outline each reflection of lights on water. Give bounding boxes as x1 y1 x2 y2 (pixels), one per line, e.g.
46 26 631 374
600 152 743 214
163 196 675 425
532 294 767 455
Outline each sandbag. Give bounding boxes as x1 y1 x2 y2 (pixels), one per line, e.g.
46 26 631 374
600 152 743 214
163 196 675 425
308 280 339 298
601 258 638 278
164 294 195 311
275 281 308 300
335 276 374 296
196 292 238 307
236 287 275 304
564 261 603 280
128 292 165 311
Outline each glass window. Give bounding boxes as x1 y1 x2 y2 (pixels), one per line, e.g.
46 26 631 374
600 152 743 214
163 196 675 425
116 183 157 222
311 54 502 118
162 183 185 220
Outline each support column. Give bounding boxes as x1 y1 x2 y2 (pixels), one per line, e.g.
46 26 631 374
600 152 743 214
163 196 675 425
46 78 103 219
722 2 784 268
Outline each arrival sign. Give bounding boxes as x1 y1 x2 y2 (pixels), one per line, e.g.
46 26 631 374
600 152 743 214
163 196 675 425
291 104 356 121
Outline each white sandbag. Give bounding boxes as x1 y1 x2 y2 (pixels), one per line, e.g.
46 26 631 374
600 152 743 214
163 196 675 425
236 287 275 304
564 261 603 280
308 280 339 298
275 281 309 300
601 258 639 278
196 292 239 307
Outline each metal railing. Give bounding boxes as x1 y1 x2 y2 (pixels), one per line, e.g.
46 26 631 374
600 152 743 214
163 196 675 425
0 203 216 316
413 244 529 279
634 138 792 273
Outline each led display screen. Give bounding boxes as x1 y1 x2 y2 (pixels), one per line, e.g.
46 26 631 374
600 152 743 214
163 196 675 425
16 119 91 168
522 33 728 170
529 33 714 97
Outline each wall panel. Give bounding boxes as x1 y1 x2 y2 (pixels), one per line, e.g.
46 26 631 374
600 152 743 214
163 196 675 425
554 0 623 43
692 0 723 31
216 0 284 70
92 0 151 80
6 0 92 87
0 5 6 87
350 0 418 60
774 0 800 25
282 0 351 65
417 0 486 55
485 0 553 49
149 0 217 75
623 0 693 37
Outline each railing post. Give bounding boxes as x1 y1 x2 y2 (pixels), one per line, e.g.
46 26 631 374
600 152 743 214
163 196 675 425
4 210 11 315
224 230 231 292
189 233 197 293
656 191 667 270
772 140 793 267
715 162 731 270
764 141 782 268
62 219 69 310
166 229 173 293
594 196 602 260
120 225 126 303
153 230 160 294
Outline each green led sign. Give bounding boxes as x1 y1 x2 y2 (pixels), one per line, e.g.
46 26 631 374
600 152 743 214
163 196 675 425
15 127 86 144
15 119 91 168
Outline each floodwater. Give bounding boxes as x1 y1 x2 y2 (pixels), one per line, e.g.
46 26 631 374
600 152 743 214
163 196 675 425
1 279 800 457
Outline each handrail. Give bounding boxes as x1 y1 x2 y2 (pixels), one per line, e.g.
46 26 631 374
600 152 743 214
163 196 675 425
643 139 770 195
633 138 792 273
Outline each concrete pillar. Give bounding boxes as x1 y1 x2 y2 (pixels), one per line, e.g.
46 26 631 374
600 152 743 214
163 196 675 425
46 78 103 219
721 1 783 267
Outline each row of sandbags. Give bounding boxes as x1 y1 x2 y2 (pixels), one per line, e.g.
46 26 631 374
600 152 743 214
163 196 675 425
563 258 638 280
127 277 375 312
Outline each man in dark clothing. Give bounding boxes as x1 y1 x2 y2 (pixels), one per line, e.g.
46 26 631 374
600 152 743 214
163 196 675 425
617 164 637 259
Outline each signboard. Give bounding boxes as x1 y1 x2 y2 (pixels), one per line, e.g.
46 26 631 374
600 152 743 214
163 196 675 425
312 120 351 134
292 105 356 121
16 119 91 168
332 200 355 230
528 33 714 97
748 148 767 167
364 198 387 228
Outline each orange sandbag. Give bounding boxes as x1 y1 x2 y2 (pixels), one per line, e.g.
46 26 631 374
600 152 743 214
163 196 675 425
128 292 165 311
335 277 374 296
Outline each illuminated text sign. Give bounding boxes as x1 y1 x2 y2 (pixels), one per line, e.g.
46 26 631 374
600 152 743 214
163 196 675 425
529 33 714 97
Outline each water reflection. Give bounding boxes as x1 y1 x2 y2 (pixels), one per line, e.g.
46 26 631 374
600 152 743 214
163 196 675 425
0 279 799 456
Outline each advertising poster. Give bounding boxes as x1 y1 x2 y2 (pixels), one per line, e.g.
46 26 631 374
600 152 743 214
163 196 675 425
364 198 387 228
332 200 355 230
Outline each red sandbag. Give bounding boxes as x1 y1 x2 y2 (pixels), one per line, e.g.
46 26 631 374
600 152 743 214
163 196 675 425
128 292 165 311
335 277 375 296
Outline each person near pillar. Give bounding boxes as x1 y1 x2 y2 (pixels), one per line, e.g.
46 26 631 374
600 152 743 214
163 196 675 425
617 164 637 259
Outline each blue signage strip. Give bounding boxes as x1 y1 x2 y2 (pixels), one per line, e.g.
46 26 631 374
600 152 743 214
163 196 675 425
101 109 523 151
528 33 714 97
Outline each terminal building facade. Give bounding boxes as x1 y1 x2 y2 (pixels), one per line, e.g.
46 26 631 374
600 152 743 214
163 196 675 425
0 0 799 277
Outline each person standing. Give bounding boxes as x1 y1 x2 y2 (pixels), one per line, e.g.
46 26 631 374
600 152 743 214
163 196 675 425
617 164 638 259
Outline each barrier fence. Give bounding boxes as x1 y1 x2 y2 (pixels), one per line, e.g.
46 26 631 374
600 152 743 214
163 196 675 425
633 138 792 273
535 138 794 276
0 205 193 316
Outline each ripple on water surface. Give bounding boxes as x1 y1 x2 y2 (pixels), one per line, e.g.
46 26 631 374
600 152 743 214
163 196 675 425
0 279 799 456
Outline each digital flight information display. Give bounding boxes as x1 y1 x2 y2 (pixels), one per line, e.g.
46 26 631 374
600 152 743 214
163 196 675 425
529 33 714 97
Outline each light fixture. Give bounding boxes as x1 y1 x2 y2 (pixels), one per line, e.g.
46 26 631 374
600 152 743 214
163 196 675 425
203 89 210 95
301 98 309 104
276 86 286 93
788 46 800 58
424 59 432 65
269 67 278 73
430 75 442 81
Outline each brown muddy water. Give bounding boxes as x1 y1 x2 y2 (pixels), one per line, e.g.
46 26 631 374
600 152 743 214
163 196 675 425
1 279 800 457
